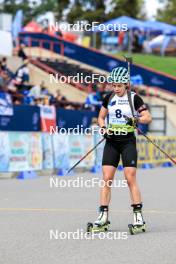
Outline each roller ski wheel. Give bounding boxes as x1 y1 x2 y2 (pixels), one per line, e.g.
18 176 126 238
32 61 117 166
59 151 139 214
87 222 93 233
128 222 146 235
87 221 110 233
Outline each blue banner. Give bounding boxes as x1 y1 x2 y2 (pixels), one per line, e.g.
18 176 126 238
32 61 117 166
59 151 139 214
57 108 98 130
0 105 40 131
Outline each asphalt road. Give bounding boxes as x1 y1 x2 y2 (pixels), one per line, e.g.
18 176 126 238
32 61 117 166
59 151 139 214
0 167 176 264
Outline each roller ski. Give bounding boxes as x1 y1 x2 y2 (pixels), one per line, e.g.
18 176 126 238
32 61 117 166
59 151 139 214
128 203 146 235
87 206 110 233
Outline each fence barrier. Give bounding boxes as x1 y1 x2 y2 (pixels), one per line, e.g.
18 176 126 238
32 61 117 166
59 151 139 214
0 132 175 173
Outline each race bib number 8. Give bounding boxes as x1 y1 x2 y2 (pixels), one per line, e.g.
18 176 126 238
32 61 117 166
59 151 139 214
115 109 122 118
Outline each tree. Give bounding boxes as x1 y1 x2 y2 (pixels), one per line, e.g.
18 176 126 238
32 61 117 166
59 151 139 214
67 0 106 23
1 0 65 24
67 1 83 23
55 0 70 21
108 0 145 20
67 0 145 24
156 0 176 25
2 0 31 19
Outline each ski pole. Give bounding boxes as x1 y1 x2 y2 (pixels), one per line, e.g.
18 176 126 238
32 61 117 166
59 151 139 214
124 114 176 165
123 55 133 86
66 137 105 174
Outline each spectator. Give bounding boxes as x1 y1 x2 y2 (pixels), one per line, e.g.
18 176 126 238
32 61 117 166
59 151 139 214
132 31 142 53
27 84 41 99
43 95 50 105
138 31 146 53
85 90 102 111
13 59 31 90
123 31 130 51
52 90 67 108
118 31 125 51
33 97 44 106
18 44 27 60
1 57 7 71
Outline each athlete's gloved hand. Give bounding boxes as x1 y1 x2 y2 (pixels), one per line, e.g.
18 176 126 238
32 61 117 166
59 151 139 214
100 126 111 139
123 115 138 127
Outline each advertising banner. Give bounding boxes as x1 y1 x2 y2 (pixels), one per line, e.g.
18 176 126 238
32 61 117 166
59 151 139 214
8 132 42 172
82 134 95 167
8 132 29 171
52 133 70 169
68 134 85 168
68 134 94 168
0 132 10 171
94 131 105 167
40 105 56 132
42 133 54 169
28 133 42 170
1 132 176 173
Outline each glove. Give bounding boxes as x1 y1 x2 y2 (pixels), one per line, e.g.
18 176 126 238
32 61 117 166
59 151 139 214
100 126 111 139
124 115 138 127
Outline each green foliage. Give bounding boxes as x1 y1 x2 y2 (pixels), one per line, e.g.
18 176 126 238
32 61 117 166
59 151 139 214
1 0 145 25
67 0 144 24
116 52 176 77
3 0 31 18
1 0 67 24
67 0 106 23
157 0 176 25
109 0 145 19
55 0 70 20
67 1 83 23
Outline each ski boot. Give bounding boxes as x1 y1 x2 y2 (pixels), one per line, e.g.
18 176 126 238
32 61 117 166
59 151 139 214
128 203 146 235
87 206 110 233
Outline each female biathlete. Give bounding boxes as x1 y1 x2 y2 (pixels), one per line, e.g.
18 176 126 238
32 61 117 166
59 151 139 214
89 67 152 234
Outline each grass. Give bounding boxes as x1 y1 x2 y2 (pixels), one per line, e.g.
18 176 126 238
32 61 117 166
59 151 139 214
115 52 176 77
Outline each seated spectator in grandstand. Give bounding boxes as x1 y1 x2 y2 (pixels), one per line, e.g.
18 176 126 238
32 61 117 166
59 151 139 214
0 68 5 88
1 57 7 71
0 58 14 79
95 84 105 102
13 60 31 90
41 85 50 96
13 95 23 105
16 59 29 82
0 70 10 92
27 84 42 99
85 90 102 111
43 95 50 105
52 90 67 108
18 44 27 60
33 96 44 106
